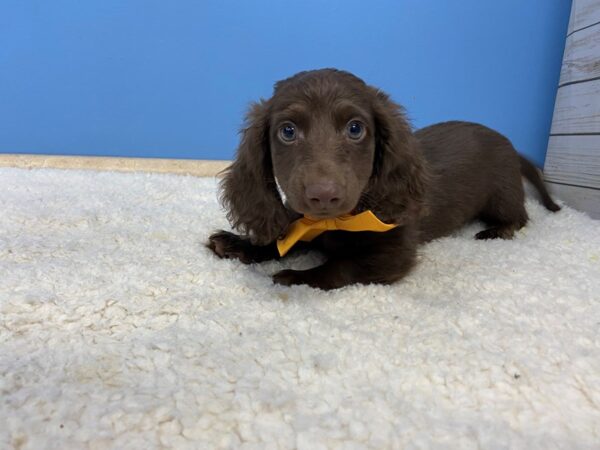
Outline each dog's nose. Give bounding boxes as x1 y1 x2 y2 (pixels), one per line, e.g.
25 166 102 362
305 181 343 209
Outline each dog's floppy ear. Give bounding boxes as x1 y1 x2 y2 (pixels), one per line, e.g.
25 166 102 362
366 88 430 222
219 100 291 245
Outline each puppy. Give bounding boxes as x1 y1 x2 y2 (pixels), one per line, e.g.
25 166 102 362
207 69 560 290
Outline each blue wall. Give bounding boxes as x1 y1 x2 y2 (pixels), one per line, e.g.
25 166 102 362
0 0 571 166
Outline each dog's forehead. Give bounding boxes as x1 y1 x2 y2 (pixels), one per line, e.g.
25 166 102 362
273 70 369 104
274 69 366 91
271 74 372 117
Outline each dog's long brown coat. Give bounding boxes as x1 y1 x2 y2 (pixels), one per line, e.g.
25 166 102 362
208 69 560 290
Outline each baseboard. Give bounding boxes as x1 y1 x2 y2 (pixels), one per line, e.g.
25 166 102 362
0 154 230 177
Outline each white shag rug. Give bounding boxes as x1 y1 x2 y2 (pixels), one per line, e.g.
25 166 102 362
1 167 599 450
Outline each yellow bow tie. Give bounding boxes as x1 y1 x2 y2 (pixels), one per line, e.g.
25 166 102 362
276 210 397 256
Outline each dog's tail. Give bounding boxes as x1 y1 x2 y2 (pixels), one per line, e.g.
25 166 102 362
519 155 561 212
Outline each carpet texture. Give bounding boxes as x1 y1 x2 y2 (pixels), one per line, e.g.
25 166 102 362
1 168 599 449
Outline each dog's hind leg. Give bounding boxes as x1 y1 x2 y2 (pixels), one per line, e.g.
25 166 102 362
475 222 524 240
475 188 528 240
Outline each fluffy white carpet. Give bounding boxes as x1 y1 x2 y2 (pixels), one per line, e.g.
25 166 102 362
1 167 599 449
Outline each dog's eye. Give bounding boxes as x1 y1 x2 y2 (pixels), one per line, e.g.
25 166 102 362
279 123 297 142
347 121 364 140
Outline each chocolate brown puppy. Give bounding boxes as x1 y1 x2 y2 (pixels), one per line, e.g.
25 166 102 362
207 69 560 290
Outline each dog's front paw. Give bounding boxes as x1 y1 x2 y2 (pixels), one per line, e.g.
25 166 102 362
207 231 254 264
273 267 346 290
272 269 305 287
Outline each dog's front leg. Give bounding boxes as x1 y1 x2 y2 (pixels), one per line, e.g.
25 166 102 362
207 231 280 264
272 238 416 290
207 230 312 264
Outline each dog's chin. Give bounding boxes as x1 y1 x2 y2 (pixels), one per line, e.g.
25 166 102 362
304 211 348 220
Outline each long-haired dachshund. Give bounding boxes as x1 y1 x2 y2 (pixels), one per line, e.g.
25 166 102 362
207 69 560 290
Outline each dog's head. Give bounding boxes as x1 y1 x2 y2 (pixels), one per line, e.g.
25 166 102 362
220 69 428 245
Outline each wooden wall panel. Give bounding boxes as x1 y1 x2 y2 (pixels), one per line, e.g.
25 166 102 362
569 0 600 33
559 23 600 85
545 0 600 219
546 135 600 189
550 79 600 134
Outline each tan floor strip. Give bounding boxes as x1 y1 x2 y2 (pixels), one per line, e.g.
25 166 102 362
0 154 230 177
